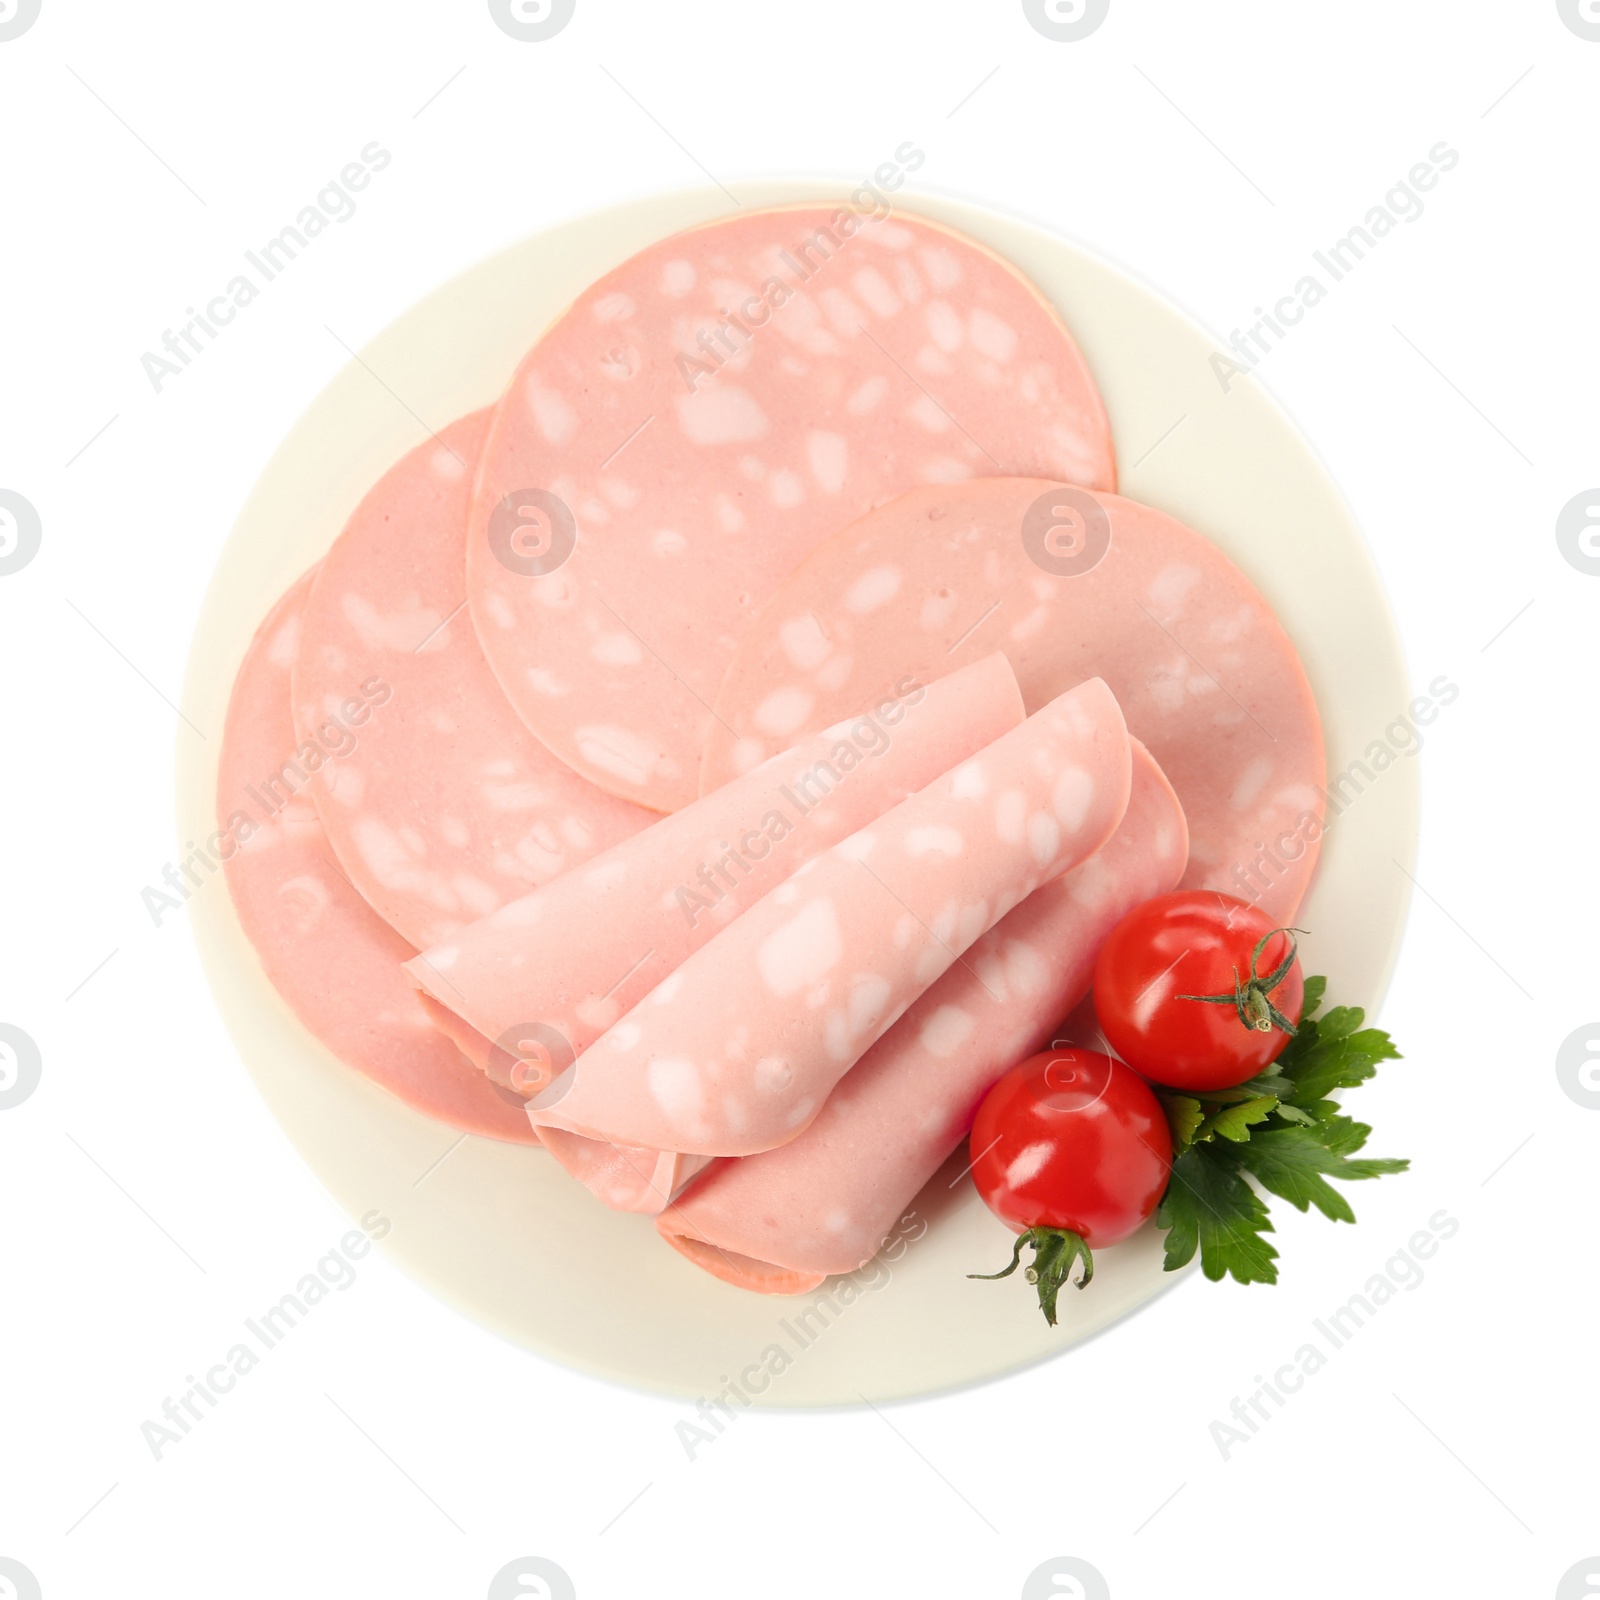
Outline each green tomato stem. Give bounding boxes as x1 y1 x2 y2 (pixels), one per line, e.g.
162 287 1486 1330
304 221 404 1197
1177 927 1306 1038
968 1227 1095 1325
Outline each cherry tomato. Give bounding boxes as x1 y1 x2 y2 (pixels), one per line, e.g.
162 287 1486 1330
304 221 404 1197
968 1049 1171 1322
1093 890 1304 1092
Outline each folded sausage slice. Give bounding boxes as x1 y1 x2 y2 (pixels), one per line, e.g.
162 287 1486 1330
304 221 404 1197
528 678 1132 1160
292 410 653 951
466 204 1116 812
657 739 1188 1291
534 1131 711 1217
702 479 1324 921
404 654 1025 1108
219 570 535 1142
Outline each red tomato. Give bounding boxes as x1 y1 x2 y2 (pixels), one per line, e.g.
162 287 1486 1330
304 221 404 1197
1093 891 1304 1092
968 1049 1172 1322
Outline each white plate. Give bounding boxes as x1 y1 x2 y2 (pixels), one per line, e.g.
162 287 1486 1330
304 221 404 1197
179 180 1416 1405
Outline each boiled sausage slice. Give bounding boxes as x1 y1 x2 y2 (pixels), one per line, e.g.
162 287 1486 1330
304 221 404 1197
219 570 535 1142
657 739 1187 1291
292 410 653 951
528 678 1132 1160
703 479 1324 920
467 206 1115 811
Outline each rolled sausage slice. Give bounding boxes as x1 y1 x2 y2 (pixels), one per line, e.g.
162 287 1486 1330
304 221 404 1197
656 738 1188 1291
218 570 535 1142
403 654 1025 1105
534 1131 712 1217
528 677 1133 1161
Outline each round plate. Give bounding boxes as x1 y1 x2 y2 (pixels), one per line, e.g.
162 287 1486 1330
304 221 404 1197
180 180 1416 1405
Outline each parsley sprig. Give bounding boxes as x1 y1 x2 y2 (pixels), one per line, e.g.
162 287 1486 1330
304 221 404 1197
1154 976 1409 1285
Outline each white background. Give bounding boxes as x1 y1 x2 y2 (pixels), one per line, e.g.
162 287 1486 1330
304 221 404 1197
2 2 1596 1597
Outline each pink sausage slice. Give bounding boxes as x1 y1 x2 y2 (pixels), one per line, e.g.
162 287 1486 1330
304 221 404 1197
467 204 1116 812
536 1131 711 1217
404 654 1025 1106
291 410 654 951
657 739 1187 1291
528 678 1133 1160
701 480 1325 922
219 570 535 1143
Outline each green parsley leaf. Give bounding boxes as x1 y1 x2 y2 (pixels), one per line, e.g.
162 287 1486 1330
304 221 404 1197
1315 1003 1365 1040
1149 976 1408 1285
1163 1093 1205 1153
1156 1146 1278 1284
1197 1095 1279 1144
1313 1112 1373 1157
1201 1070 1293 1105
1268 1101 1318 1126
1274 1002 1402 1109
1299 973 1328 1019
1220 1123 1410 1223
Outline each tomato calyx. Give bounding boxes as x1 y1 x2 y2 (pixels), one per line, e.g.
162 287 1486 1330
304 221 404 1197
1178 926 1305 1037
968 1227 1095 1325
